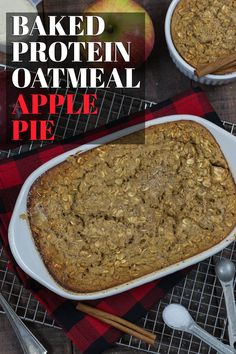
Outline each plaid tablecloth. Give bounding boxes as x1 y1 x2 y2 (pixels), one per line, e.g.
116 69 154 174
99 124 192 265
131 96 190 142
0 88 222 354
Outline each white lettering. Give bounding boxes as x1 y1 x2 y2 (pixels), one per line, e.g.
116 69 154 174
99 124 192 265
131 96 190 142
13 16 29 36
12 68 31 88
12 42 28 62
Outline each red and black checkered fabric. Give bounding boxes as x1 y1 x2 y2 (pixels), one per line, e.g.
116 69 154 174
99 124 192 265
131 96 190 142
0 88 223 354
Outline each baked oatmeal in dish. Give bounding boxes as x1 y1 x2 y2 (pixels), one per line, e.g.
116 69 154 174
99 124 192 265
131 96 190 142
28 121 236 293
171 0 236 70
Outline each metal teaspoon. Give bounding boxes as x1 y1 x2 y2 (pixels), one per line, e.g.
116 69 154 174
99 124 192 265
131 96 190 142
163 303 235 354
0 293 47 354
215 259 236 348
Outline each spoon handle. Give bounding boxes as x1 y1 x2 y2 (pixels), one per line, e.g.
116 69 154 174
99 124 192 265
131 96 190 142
190 323 235 354
221 281 236 346
0 294 47 354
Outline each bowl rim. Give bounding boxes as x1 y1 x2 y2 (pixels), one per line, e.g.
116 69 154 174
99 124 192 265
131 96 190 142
164 0 236 80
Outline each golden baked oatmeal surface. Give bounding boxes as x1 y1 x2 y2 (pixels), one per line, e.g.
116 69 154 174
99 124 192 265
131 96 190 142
28 121 236 293
171 0 236 68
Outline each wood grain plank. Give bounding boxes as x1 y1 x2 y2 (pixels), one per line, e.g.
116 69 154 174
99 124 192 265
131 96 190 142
203 84 236 124
0 315 74 354
26 323 73 354
0 315 23 354
43 0 93 12
0 52 6 65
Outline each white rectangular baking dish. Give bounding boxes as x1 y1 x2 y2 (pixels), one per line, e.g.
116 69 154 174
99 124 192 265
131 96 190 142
8 115 236 300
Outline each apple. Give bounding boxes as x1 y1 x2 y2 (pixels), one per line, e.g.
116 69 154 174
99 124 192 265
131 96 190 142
83 0 155 69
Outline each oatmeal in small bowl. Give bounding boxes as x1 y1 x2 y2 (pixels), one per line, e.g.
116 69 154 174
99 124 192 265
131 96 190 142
165 0 236 85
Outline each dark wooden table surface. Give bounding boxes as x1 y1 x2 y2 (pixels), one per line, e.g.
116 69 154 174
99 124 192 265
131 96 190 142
0 0 235 353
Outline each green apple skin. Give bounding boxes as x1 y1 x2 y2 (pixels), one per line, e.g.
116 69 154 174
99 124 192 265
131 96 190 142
83 0 155 69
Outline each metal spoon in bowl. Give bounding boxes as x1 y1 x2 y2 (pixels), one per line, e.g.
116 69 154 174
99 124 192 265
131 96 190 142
163 304 235 354
215 259 236 348
0 293 47 354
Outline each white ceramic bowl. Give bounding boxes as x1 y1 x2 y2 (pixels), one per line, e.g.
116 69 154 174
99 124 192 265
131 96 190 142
9 115 236 300
0 0 38 54
165 0 236 85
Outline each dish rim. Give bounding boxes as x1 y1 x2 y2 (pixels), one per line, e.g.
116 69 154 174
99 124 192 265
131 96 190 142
8 114 236 300
164 0 236 81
